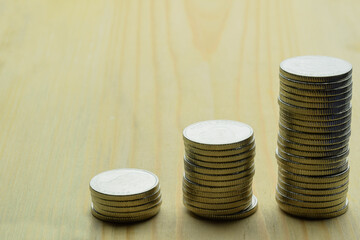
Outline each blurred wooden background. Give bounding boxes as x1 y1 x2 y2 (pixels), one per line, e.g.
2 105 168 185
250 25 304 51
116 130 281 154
0 0 359 239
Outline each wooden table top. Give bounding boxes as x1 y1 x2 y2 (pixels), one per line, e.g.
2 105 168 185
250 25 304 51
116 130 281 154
1 0 359 239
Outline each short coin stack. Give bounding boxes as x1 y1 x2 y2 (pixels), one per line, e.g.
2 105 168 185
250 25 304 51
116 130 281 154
90 168 162 223
275 56 352 218
182 120 258 220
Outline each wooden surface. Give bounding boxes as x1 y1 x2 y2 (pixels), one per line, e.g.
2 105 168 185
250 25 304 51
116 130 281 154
1 0 360 239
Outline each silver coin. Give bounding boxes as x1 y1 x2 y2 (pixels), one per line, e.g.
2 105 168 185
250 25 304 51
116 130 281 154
183 120 254 150
90 169 159 200
279 74 352 90
279 56 352 82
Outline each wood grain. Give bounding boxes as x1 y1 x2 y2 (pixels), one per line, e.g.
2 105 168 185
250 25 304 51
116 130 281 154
0 0 359 239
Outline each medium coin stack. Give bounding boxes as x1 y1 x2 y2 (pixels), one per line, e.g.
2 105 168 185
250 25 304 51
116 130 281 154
275 56 352 218
90 168 162 223
182 120 258 220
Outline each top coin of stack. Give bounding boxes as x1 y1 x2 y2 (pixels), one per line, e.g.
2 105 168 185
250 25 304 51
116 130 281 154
90 169 162 223
182 120 258 220
275 56 352 219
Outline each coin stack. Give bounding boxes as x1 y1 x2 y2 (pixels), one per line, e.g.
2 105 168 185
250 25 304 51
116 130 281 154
275 56 352 218
182 120 258 220
90 168 162 223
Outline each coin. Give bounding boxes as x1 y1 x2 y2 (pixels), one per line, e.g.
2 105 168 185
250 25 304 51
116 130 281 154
185 149 255 163
183 176 253 193
278 172 349 189
184 195 252 210
184 157 254 175
280 81 352 97
279 56 352 82
91 189 161 207
183 183 253 198
183 120 254 150
279 74 352 90
185 154 255 169
185 171 255 187
279 93 351 108
280 107 352 121
279 87 352 103
184 141 255 157
277 184 348 202
275 151 347 170
183 188 253 204
276 197 347 214
90 169 160 201
278 166 350 184
277 178 349 195
183 198 252 216
277 134 348 151
276 148 349 165
190 195 258 220
278 129 350 146
92 196 162 212
93 201 162 218
278 98 351 115
279 112 352 127
276 189 347 208
279 117 351 134
91 203 160 223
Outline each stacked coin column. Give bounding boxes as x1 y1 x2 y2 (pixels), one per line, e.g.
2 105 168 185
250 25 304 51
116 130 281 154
275 56 352 218
90 169 162 223
182 120 258 220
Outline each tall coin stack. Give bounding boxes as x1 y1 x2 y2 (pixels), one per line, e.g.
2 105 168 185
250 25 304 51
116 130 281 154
275 56 352 218
90 169 162 223
182 120 258 220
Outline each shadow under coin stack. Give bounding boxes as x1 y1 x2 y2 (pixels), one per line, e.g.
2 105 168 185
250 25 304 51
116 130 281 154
182 120 258 220
90 169 162 223
276 56 352 218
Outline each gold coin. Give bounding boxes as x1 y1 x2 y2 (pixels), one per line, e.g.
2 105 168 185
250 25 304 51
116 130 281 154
277 160 348 176
184 166 255 181
183 199 252 216
276 148 349 165
278 172 349 189
279 111 352 127
278 130 350 146
276 197 347 214
191 195 258 220
279 56 352 83
184 171 255 187
279 87 352 103
184 141 255 157
91 189 161 207
279 74 352 90
186 154 255 169
276 184 347 202
278 98 351 115
182 177 252 194
92 195 162 212
90 169 160 201
92 201 162 218
279 93 351 109
276 189 347 208
277 134 348 151
277 200 348 219
280 107 352 121
280 81 352 97
279 117 351 134
277 141 348 158
185 147 255 162
183 195 252 210
184 157 254 175
279 123 351 140
183 188 253 204
91 204 160 223
278 167 349 184
277 178 349 195
275 151 347 170
183 120 254 151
